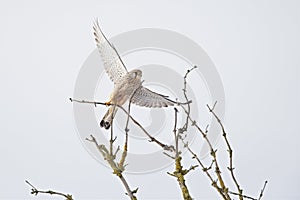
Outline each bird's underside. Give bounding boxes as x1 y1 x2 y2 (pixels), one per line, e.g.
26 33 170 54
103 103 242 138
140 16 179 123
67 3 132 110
93 20 176 129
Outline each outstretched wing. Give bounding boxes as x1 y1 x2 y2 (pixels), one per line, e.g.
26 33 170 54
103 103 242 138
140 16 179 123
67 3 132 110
93 20 128 84
131 86 175 108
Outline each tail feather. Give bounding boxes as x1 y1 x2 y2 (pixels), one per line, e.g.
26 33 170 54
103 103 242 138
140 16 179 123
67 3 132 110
100 106 118 129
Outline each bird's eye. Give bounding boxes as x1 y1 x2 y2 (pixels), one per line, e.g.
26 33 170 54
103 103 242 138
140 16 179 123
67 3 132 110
130 72 136 79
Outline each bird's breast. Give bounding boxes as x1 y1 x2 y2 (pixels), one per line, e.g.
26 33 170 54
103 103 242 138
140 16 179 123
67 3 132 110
110 77 141 105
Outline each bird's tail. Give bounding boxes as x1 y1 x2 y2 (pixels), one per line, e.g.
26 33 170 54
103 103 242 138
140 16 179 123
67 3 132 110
100 106 118 129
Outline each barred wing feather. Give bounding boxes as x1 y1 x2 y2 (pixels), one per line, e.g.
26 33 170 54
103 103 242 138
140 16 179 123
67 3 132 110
93 20 128 84
131 87 175 108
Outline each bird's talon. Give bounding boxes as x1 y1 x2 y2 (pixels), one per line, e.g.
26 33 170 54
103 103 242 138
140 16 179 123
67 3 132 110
105 101 111 106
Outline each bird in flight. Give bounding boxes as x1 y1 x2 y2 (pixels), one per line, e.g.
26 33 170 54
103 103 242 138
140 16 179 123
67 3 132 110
93 20 176 129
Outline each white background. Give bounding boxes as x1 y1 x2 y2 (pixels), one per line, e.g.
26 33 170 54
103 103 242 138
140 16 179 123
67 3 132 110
0 0 299 199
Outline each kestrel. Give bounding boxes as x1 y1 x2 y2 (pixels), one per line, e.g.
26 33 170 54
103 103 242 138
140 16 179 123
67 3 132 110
93 20 176 129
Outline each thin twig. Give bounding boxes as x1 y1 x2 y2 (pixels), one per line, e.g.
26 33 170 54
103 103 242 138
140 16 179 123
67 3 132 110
181 66 197 133
180 104 231 199
173 107 179 157
179 67 230 199
119 84 142 168
207 102 243 199
258 181 268 200
182 141 227 199
25 180 73 200
229 191 257 200
110 105 117 156
167 104 193 199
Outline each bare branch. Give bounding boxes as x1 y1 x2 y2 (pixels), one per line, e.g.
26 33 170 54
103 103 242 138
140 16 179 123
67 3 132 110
25 180 73 200
109 105 117 156
181 65 197 132
166 75 197 200
181 140 227 199
173 107 179 157
180 66 239 199
180 104 231 199
258 181 268 200
119 84 141 169
207 102 243 199
168 156 193 200
70 98 174 152
164 152 176 159
185 165 199 174
86 135 137 200
229 191 257 200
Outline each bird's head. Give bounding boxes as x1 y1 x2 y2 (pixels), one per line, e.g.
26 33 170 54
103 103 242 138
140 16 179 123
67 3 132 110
129 69 142 80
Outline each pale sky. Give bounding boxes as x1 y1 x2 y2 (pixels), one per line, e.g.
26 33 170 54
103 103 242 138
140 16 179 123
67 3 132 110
0 0 299 199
